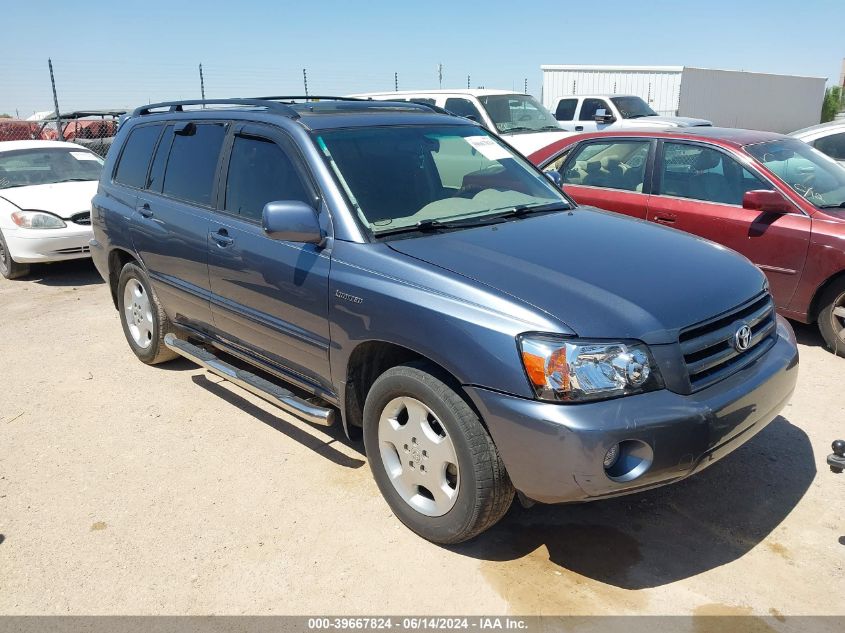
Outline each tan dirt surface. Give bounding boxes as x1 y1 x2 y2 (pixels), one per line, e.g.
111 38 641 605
1 260 843 615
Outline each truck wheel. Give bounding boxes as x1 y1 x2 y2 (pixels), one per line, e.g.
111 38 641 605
818 279 845 357
117 262 178 365
0 230 30 280
363 363 514 544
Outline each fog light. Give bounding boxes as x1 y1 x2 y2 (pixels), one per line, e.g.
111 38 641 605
603 444 620 469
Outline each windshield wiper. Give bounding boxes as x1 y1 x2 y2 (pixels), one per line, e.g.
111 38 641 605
490 202 572 219
374 216 505 238
818 202 845 209
55 178 94 183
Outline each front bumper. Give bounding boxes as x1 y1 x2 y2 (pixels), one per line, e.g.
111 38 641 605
465 316 799 504
3 224 93 263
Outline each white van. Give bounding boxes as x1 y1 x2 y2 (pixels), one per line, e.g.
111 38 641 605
350 89 571 155
551 95 711 132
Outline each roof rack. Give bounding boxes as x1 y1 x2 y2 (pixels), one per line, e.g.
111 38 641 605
130 96 459 120
254 95 366 102
132 98 300 118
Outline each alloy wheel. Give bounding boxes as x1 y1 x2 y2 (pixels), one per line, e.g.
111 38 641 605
377 396 460 517
123 278 154 349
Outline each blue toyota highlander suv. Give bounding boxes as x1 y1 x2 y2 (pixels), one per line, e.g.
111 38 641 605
90 97 799 543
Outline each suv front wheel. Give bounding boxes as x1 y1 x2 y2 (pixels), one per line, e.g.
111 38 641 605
363 363 514 544
117 262 178 365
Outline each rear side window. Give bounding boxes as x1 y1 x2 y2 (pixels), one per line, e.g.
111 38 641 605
814 132 845 161
444 98 483 121
114 124 163 188
224 135 310 222
579 98 610 121
162 123 226 206
555 99 577 121
564 141 651 192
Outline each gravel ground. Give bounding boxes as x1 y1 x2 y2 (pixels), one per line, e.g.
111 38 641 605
0 259 843 616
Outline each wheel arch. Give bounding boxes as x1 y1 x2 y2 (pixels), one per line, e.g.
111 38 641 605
808 269 845 322
341 339 482 441
107 247 139 309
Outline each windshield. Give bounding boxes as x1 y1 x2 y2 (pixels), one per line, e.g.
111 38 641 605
610 96 658 119
315 125 566 234
745 138 845 208
0 147 103 189
477 94 561 134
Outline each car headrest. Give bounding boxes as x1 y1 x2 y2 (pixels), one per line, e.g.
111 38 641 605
693 150 721 171
602 157 621 170
586 160 602 174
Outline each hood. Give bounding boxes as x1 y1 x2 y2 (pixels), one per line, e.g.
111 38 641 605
0 181 98 219
387 208 767 344
634 115 712 128
501 129 574 155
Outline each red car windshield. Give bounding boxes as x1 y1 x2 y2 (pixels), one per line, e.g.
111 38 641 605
746 138 845 209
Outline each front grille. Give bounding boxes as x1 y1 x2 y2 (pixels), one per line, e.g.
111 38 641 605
53 246 90 255
680 293 777 391
70 211 91 225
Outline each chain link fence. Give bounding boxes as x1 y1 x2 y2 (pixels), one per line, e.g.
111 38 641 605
0 111 124 157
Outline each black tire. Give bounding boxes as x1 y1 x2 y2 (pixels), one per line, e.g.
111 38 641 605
817 279 845 358
117 262 178 365
363 363 514 544
0 229 31 280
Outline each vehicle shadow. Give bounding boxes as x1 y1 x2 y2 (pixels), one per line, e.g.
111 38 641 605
190 373 366 469
451 415 815 590
791 320 826 350
28 259 103 287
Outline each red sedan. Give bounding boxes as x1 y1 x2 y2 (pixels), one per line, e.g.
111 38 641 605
529 128 845 356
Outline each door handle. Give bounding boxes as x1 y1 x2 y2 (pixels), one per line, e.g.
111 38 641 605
136 202 153 218
653 214 676 224
210 229 234 247
575 125 584 131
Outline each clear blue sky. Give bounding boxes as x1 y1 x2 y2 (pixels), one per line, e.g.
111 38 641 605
2 0 842 116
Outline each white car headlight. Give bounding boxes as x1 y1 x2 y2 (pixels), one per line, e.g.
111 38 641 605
11 210 66 229
518 334 663 402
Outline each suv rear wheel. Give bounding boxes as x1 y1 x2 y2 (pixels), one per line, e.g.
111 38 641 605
117 262 178 364
818 279 845 357
363 363 514 544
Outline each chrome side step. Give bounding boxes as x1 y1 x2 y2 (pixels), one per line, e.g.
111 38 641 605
164 334 335 427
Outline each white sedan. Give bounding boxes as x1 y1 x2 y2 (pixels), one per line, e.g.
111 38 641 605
0 141 102 279
790 120 845 167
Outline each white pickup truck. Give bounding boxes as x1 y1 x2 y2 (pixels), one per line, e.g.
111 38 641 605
351 89 572 155
552 94 711 132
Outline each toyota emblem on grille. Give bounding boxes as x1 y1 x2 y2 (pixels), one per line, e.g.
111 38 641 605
733 324 752 352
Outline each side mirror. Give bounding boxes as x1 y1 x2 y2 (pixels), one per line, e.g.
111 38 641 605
262 200 323 244
545 170 563 187
742 190 793 215
594 108 616 124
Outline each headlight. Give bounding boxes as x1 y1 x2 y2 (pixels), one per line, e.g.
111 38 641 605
518 334 663 402
11 210 66 229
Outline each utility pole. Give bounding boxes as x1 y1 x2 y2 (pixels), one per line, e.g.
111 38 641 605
524 78 528 94
467 75 470 89
199 63 206 100
394 72 398 92
303 68 309 98
438 63 443 89
47 59 62 140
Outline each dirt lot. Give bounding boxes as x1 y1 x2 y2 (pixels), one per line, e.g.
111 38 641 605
0 259 843 616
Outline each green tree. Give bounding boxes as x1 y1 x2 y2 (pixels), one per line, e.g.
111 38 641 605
0 114 12 119
821 85 843 123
